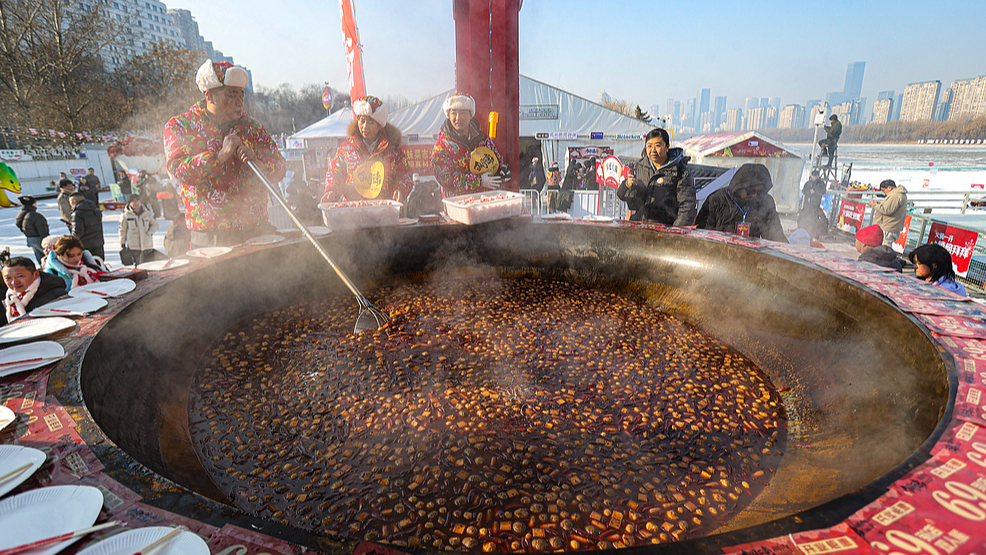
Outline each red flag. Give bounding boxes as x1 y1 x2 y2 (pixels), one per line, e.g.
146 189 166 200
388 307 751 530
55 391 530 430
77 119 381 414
339 0 365 104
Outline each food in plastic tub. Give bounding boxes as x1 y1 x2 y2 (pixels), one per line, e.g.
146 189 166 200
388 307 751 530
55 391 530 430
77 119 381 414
442 191 524 225
318 199 403 230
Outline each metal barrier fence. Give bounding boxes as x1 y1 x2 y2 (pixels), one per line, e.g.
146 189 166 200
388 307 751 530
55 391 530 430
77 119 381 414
518 188 628 219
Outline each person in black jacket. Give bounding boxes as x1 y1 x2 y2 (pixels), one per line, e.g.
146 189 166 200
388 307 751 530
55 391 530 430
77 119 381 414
617 128 696 226
582 157 599 190
15 196 49 264
2 257 67 324
695 163 788 242
819 114 842 168
69 193 105 260
528 157 546 192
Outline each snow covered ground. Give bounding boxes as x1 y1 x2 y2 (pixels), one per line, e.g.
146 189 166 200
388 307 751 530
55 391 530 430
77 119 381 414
0 192 171 269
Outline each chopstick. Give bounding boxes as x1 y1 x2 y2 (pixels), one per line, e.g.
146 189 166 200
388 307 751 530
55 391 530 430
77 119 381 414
131 526 184 555
0 357 43 367
83 289 108 297
161 259 174 269
43 309 77 314
0 462 32 486
0 520 121 555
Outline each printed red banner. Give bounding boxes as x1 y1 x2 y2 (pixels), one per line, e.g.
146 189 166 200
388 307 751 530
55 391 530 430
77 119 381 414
836 199 867 234
955 357 986 386
118 502 219 539
928 222 979 277
723 522 876 554
76 472 143 518
339 0 366 103
933 334 986 359
892 215 912 254
917 315 986 339
891 297 985 317
402 144 435 177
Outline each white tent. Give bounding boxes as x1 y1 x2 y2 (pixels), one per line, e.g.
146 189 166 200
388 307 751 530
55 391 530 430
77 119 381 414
680 132 806 213
291 75 657 170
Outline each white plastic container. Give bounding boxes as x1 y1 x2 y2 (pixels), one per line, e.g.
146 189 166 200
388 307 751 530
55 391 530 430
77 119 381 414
442 191 524 225
318 200 403 230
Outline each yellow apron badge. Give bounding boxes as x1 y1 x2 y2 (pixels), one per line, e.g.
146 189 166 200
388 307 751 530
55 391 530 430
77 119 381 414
353 160 386 198
469 146 499 176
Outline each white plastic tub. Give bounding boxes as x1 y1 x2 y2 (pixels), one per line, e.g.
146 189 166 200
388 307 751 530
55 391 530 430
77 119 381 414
442 191 524 225
318 200 403 230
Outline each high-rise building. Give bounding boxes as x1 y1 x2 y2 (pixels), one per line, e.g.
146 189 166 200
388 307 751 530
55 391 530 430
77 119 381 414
699 111 713 133
743 98 758 115
778 105 805 129
946 75 986 121
713 96 726 129
95 0 184 71
745 106 776 131
168 8 207 55
843 62 866 100
900 81 942 122
877 90 895 102
892 94 904 121
767 97 781 112
834 99 863 125
723 108 742 132
871 99 894 124
699 89 711 116
684 98 696 130
934 89 953 121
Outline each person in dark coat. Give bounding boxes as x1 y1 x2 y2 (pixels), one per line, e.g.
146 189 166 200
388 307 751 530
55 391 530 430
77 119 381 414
695 163 788 242
582 157 599 190
819 114 842 168
854 224 902 272
15 196 49 264
617 128 696 226
78 167 101 204
797 170 828 238
2 257 67 324
164 212 192 258
69 193 105 260
528 157 546 192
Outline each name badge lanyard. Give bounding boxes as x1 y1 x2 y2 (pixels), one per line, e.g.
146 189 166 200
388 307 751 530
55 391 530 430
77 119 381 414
727 191 749 222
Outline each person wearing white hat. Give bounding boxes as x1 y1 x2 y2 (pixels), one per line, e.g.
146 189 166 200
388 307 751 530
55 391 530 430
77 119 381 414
322 95 412 203
163 59 286 247
431 92 506 197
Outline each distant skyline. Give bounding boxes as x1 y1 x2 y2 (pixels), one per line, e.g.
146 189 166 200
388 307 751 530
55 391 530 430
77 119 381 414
167 0 986 117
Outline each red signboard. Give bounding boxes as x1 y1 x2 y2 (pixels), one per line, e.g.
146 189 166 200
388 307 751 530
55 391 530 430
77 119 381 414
402 144 435 177
893 215 911 253
597 155 631 189
836 199 867 234
928 222 979 277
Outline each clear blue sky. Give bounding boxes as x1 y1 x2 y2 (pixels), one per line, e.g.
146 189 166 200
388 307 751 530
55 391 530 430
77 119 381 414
168 0 986 115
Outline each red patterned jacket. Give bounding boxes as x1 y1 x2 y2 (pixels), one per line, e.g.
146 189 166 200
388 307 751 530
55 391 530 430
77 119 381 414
431 118 504 197
322 121 412 203
163 100 285 231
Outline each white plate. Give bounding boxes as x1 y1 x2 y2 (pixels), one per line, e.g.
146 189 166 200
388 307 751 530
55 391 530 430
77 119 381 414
0 318 76 345
540 213 572 220
0 445 46 498
137 258 189 272
0 406 14 432
0 485 103 555
185 246 233 259
397 218 418 226
30 296 107 318
77 526 209 555
308 226 331 236
581 215 615 222
68 279 136 299
244 234 285 246
0 341 66 378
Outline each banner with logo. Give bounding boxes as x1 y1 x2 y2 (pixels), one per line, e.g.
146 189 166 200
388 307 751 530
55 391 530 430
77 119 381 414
597 155 631 189
402 144 434 177
928 222 979 277
566 146 613 164
836 199 866 234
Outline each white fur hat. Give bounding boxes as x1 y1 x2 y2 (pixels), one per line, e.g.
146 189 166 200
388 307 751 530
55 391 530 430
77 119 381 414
353 96 388 126
195 59 249 92
443 93 476 118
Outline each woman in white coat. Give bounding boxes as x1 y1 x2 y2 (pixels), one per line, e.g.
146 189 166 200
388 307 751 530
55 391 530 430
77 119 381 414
119 194 160 265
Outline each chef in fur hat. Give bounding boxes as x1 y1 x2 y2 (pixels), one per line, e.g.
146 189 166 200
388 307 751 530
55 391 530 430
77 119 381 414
163 59 285 247
431 93 506 197
322 96 412 203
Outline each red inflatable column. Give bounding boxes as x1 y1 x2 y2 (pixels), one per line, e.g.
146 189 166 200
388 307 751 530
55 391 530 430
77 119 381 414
452 0 520 191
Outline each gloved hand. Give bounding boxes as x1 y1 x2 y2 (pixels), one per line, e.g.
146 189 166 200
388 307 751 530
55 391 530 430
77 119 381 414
480 174 502 190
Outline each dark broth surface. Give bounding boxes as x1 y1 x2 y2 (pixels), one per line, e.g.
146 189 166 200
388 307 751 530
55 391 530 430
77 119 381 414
189 276 787 552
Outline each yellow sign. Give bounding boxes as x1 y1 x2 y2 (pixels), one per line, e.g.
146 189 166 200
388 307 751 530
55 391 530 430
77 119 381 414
469 146 499 176
353 160 386 198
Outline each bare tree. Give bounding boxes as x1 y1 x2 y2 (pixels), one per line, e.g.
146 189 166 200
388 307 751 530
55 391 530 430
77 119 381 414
113 42 201 133
0 0 46 124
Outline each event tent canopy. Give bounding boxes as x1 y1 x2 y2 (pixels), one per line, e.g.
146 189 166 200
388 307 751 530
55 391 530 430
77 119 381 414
290 75 657 169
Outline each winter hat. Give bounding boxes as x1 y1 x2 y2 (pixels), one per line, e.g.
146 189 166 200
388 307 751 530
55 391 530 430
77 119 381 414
856 224 884 247
353 96 388 126
443 93 476 118
17 195 35 206
729 164 773 193
196 59 249 92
